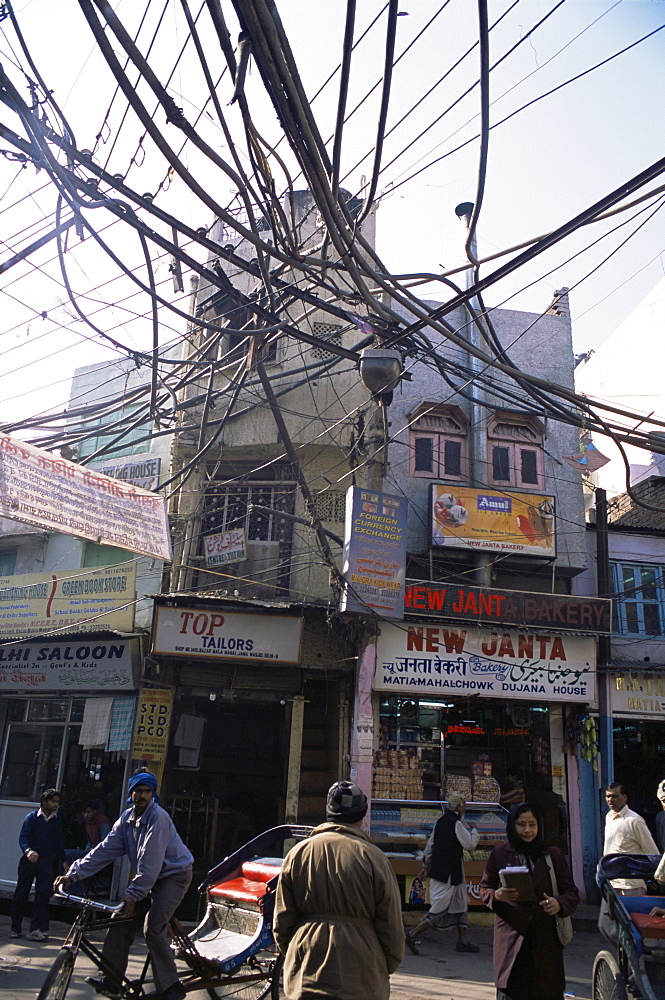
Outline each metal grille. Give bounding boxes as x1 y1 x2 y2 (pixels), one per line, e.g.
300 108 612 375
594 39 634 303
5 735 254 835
312 491 346 522
202 483 296 593
311 322 343 360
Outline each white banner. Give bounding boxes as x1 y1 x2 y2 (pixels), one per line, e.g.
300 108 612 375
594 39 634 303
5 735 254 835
375 621 596 702
0 639 136 690
152 606 303 663
0 434 171 562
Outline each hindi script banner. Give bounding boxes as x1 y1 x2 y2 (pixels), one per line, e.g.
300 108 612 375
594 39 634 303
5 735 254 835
0 434 172 562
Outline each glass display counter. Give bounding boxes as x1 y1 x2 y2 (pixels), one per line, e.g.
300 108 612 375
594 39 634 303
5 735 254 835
370 798 508 907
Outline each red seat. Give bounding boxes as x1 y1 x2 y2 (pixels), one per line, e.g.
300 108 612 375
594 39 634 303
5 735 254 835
208 861 282 904
209 876 269 904
242 861 281 882
629 913 665 940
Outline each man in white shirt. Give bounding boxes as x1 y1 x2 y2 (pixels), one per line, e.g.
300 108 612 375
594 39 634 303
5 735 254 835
598 781 658 944
405 792 479 954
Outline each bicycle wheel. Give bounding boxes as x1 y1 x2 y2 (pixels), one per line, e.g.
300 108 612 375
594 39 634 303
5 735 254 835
592 950 629 1000
207 945 280 1000
37 947 75 1000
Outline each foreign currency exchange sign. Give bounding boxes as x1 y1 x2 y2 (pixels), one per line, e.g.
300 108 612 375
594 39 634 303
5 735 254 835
340 486 408 618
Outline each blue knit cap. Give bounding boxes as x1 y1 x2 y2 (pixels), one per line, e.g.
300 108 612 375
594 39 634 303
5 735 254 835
127 771 159 804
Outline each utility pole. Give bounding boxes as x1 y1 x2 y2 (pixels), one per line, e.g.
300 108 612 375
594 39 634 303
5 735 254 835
455 202 492 587
595 488 613 790
349 348 402 826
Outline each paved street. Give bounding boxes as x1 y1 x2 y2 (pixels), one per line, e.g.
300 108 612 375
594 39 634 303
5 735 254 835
0 912 600 999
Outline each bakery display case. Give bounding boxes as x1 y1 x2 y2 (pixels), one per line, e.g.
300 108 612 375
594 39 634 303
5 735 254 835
370 798 508 907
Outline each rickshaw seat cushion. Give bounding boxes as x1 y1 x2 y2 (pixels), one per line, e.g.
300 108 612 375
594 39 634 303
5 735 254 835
622 897 665 940
209 877 269 903
241 860 282 882
207 858 283 902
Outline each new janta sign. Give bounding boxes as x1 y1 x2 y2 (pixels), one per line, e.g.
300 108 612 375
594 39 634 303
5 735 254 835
375 621 596 703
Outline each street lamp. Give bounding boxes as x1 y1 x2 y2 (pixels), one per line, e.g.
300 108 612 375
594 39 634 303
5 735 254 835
359 348 402 491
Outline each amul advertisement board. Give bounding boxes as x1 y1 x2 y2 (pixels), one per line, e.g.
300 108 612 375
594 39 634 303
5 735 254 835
430 485 556 558
340 486 408 617
0 564 136 637
374 621 595 703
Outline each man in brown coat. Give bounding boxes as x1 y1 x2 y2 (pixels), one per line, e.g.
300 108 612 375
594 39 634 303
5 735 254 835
274 781 404 1000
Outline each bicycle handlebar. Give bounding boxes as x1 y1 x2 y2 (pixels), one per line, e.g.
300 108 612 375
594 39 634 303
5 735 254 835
55 884 126 914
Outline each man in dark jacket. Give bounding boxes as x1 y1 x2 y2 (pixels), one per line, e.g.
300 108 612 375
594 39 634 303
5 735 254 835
405 792 479 954
10 788 65 940
274 780 404 1000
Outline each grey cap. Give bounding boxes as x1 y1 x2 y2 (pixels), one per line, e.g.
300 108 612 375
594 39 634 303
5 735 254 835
326 781 368 823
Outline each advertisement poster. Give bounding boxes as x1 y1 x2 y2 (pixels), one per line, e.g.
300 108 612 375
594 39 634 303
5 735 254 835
132 688 174 762
0 433 172 562
152 606 303 663
204 528 247 568
340 486 408 617
431 485 555 558
0 564 137 638
0 639 136 690
375 620 596 703
404 874 486 908
405 874 429 904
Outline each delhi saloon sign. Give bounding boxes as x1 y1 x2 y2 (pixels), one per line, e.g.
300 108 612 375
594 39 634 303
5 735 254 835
405 580 612 634
0 640 136 690
375 621 596 703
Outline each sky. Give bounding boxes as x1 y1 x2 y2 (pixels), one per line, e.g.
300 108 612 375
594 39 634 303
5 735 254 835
0 0 663 428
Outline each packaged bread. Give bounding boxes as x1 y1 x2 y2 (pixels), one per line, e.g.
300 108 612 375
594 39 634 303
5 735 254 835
445 774 472 800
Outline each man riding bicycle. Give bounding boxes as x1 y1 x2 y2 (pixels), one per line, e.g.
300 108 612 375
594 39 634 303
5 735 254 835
55 770 193 1000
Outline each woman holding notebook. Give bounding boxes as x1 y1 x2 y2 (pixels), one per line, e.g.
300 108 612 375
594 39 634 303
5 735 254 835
479 803 579 1000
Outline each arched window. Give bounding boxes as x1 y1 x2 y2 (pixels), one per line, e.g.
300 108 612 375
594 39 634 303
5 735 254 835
409 404 469 481
488 413 544 489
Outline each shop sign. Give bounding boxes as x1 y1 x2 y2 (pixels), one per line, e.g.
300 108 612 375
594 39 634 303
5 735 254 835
405 579 611 634
0 564 137 638
0 433 172 562
132 687 173 762
204 528 247 567
0 639 135 690
374 621 595 702
340 486 408 618
92 456 161 491
152 606 303 663
431 484 556 558
610 671 665 716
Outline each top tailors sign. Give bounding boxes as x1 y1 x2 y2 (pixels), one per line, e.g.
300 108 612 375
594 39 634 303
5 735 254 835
340 487 408 618
0 433 172 562
431 485 556 558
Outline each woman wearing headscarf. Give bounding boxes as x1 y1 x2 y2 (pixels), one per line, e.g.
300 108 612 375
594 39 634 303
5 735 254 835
479 802 579 1000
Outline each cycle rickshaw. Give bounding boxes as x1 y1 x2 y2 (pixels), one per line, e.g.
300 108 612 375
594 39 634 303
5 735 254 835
594 852 665 1000
39 824 313 1000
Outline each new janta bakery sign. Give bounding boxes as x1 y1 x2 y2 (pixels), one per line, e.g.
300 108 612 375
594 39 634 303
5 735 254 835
375 621 596 703
404 580 611 634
